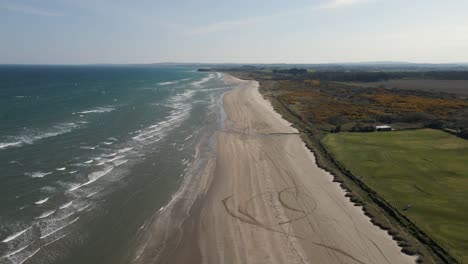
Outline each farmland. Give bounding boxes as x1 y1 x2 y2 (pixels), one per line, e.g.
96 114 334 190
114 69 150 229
218 66 468 263
322 129 468 261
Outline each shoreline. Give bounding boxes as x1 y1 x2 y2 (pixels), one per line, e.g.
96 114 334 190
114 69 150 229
158 74 416 263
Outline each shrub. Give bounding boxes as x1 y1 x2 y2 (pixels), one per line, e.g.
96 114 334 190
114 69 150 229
459 129 468 139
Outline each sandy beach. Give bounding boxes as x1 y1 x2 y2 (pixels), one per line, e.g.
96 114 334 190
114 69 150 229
155 75 417 264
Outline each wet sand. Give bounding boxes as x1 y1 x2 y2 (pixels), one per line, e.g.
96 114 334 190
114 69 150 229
161 75 416 264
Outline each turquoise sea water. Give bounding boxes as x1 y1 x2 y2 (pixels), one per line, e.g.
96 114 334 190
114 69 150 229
0 65 231 264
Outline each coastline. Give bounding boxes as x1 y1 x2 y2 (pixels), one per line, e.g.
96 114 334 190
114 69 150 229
144 74 416 263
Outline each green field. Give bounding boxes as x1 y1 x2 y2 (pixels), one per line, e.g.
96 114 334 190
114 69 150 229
322 129 468 260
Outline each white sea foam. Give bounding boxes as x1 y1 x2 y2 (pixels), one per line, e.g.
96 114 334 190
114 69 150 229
40 217 79 239
69 170 78 174
86 191 99 197
76 106 115 114
42 233 68 248
0 141 22 149
158 81 178 86
102 141 113 145
102 152 117 158
84 160 93 164
191 73 215 88
68 167 114 191
36 210 55 219
118 147 133 153
113 159 128 167
56 167 66 171
133 91 194 144
17 247 41 264
26 171 52 178
106 155 125 163
56 212 74 221
2 243 31 258
0 122 80 150
34 198 49 205
77 204 91 212
80 145 99 150
59 201 73 209
1 227 31 243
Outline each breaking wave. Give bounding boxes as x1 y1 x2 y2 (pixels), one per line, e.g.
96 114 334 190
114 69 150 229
0 122 80 151
76 106 115 115
191 73 215 88
25 171 52 178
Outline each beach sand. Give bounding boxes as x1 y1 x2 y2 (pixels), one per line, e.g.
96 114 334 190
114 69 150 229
158 75 416 264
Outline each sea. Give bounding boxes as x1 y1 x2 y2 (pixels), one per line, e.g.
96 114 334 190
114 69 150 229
0 65 232 264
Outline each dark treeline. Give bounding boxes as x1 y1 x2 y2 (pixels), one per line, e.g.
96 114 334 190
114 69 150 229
272 69 468 82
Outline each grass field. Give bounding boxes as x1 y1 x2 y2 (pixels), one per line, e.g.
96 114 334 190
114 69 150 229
322 129 468 261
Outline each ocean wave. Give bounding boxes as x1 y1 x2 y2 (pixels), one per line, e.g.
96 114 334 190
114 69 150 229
68 167 114 191
133 90 194 143
76 204 91 212
40 217 79 239
0 141 22 149
1 227 31 243
36 210 55 219
25 171 52 178
56 167 66 171
158 81 179 86
105 155 125 163
117 147 133 153
1 243 31 258
76 106 115 114
55 212 74 221
80 145 99 150
34 198 49 205
113 159 128 167
86 191 100 197
191 73 215 88
84 160 93 164
42 233 68 248
0 122 80 150
18 248 41 264
59 201 73 209
102 152 117 158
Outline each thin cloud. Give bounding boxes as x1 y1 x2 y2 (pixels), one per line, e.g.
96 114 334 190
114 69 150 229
185 17 261 36
321 0 374 9
4 3 63 17
184 0 375 36
184 9 299 36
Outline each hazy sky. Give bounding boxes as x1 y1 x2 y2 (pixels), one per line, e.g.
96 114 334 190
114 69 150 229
1 0 468 64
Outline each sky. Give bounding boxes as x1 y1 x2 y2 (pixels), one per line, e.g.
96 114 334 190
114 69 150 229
1 0 468 64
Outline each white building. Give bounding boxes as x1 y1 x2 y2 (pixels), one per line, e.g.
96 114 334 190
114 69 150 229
376 125 392 131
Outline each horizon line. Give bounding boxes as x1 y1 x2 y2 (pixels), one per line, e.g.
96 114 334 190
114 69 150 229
1 61 468 66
